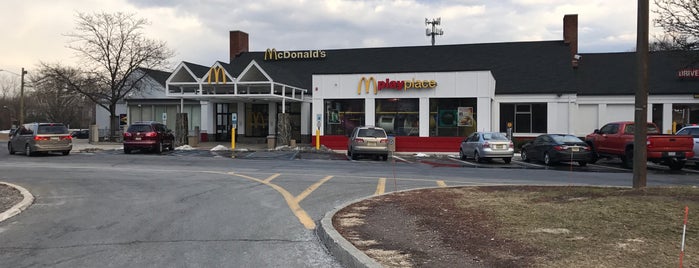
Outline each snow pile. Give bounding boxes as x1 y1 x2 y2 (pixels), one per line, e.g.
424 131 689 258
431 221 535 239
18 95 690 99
176 145 196 151
414 153 429 158
210 145 231 151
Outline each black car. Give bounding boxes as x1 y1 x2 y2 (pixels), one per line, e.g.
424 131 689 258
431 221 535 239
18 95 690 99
71 129 90 139
520 134 592 166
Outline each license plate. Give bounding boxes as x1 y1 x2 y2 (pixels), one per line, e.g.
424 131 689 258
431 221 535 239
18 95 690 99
368 142 376 146
51 137 59 141
668 152 676 156
135 137 142 141
571 147 579 152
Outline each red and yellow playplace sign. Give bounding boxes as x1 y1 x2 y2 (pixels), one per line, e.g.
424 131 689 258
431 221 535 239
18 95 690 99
357 77 437 95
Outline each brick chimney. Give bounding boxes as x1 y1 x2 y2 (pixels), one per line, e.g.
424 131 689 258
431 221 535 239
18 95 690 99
563 14 579 68
230 31 249 62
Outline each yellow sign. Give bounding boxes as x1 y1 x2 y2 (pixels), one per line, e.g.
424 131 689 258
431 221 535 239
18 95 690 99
358 77 378 95
264 48 327 61
207 66 227 84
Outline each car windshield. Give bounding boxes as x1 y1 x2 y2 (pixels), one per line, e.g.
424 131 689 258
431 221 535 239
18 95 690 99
37 124 68 134
358 129 386 138
128 125 153 132
483 132 508 141
551 135 583 144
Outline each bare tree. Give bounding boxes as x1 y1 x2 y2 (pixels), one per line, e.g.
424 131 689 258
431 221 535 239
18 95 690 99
654 0 699 50
43 12 173 140
28 68 88 127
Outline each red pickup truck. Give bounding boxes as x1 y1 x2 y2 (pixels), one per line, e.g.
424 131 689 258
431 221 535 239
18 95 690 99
585 121 695 170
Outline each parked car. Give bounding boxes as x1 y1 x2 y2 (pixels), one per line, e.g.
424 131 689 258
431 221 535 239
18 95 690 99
676 125 699 168
459 132 514 163
521 134 592 166
71 129 90 139
347 126 389 161
122 121 175 154
8 122 73 156
585 121 694 170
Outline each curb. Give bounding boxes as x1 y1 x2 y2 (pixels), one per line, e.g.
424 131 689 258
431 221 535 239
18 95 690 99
317 197 383 268
0 182 34 223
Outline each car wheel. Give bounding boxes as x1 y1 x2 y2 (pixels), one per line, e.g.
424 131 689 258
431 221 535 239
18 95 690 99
578 161 587 167
459 149 466 160
520 149 530 162
544 152 553 166
474 151 482 163
8 143 15 155
25 144 33 156
347 147 351 157
669 160 685 171
124 146 132 154
503 157 512 164
621 148 633 169
383 154 389 161
62 151 70 156
155 142 163 154
351 150 358 160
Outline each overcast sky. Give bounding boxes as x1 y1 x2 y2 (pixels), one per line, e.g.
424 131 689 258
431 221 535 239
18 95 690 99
1 0 663 76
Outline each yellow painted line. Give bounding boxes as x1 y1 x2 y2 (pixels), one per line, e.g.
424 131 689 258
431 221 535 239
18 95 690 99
264 173 281 183
436 180 447 187
227 172 316 230
375 178 386 195
295 175 334 203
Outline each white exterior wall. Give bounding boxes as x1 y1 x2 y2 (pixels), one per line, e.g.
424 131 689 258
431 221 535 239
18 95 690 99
311 71 496 136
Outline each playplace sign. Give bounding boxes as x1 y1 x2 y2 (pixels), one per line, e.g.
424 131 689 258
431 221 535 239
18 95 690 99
357 77 437 95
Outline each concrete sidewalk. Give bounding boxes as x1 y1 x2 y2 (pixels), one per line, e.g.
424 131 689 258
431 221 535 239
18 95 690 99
70 139 274 152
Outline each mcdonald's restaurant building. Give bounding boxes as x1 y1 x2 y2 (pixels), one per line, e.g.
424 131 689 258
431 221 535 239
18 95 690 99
109 15 699 152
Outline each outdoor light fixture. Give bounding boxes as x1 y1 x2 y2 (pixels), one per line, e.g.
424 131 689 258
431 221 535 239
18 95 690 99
425 18 444 46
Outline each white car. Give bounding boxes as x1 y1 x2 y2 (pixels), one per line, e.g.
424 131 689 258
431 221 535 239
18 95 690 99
676 125 699 167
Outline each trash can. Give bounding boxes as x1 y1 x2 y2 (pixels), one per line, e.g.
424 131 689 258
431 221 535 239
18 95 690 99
188 136 199 147
387 135 396 152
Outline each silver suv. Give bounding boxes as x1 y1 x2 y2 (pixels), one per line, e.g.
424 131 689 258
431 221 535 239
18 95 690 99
347 126 389 161
8 123 73 156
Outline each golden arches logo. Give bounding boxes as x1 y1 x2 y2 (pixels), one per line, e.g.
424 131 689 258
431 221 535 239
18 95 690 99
264 48 279 61
207 66 227 84
358 77 377 95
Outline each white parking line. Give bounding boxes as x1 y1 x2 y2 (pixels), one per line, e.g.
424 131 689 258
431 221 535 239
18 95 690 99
511 160 546 168
447 156 479 166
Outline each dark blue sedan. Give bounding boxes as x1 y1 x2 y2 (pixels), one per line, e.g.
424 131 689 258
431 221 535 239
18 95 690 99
520 134 592 166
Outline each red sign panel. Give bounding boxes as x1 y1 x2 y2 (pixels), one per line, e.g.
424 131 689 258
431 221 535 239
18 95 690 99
678 68 699 78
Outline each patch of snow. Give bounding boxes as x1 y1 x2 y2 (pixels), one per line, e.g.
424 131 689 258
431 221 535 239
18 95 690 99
210 145 231 151
176 145 195 151
414 153 429 157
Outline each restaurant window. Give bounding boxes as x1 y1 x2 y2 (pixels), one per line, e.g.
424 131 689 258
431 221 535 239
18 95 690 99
429 98 477 137
324 99 364 135
499 103 547 133
375 98 419 136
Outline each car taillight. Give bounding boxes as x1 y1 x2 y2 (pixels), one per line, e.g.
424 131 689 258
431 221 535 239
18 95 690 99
509 141 514 148
124 132 132 137
553 145 564 151
584 146 591 151
646 138 652 148
34 136 50 141
60 136 72 141
482 141 490 148
379 139 388 143
144 132 157 138
354 138 364 143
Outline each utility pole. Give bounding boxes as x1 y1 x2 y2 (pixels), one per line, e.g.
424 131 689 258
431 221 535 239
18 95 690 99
20 67 27 125
633 0 649 188
425 18 444 46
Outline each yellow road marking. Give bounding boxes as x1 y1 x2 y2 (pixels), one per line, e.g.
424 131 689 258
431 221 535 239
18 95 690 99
226 172 316 229
264 173 281 183
436 180 447 187
295 176 334 203
375 178 386 195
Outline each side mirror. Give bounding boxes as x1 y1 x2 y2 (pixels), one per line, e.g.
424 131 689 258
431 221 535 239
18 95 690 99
593 129 600 134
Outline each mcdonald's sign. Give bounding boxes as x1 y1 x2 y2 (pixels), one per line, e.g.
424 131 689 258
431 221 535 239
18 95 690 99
207 66 227 84
358 77 378 95
264 48 327 61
